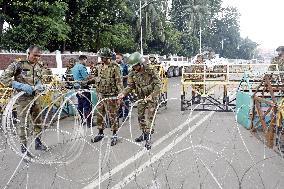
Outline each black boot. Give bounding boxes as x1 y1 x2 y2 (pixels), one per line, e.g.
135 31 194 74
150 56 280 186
35 138 48 151
135 132 146 142
91 130 104 143
144 133 151 150
21 143 33 158
111 134 118 146
196 94 201 104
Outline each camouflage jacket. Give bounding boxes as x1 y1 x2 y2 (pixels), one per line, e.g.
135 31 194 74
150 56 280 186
88 61 122 96
65 68 74 81
42 68 52 76
269 57 284 71
0 60 43 87
123 65 161 99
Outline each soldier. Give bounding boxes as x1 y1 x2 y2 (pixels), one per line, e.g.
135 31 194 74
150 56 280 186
117 52 161 150
269 46 284 71
0 45 47 157
148 54 160 74
88 48 122 146
67 58 76 78
40 62 53 84
63 58 75 88
149 54 158 64
89 61 96 75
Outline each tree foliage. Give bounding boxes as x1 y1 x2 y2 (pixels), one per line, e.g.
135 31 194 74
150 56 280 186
0 0 70 51
0 0 258 59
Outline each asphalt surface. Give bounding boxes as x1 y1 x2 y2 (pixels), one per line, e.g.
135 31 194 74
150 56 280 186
1 77 284 189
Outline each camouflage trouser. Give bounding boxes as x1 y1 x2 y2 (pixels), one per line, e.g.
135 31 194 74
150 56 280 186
96 95 119 131
137 100 157 132
17 96 42 144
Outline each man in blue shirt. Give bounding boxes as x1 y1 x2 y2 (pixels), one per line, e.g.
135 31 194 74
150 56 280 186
116 53 129 121
71 55 92 127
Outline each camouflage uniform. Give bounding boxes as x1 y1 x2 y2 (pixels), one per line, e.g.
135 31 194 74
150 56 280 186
65 68 74 81
0 60 43 144
64 67 74 89
148 55 160 76
90 62 122 131
123 65 161 132
269 46 284 71
40 63 53 84
269 57 284 71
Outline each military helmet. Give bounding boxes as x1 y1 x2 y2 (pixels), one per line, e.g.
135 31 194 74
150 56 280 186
128 52 144 67
276 46 284 52
97 47 112 58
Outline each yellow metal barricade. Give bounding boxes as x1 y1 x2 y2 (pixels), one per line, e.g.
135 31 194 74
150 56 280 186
0 83 14 114
181 63 278 112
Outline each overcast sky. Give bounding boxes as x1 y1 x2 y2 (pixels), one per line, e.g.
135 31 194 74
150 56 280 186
223 0 283 49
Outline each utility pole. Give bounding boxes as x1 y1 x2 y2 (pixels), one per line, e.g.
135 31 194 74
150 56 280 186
199 26 202 54
140 0 143 55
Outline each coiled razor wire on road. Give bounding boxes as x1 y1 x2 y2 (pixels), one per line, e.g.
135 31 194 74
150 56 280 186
1 86 284 188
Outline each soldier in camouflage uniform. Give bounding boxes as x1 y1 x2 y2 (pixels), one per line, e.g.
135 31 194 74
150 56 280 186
40 62 53 84
0 45 47 157
148 54 161 75
269 46 284 71
118 52 161 150
149 54 158 65
64 58 75 89
87 48 122 146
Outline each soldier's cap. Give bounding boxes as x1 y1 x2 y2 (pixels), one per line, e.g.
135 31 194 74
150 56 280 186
276 46 284 52
149 54 156 59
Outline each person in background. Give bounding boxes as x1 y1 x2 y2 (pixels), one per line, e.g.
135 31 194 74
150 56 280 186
71 55 92 127
64 58 75 89
116 53 129 122
269 46 284 71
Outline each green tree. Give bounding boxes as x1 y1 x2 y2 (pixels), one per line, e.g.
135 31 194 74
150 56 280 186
203 7 241 58
171 0 222 56
123 0 169 53
237 37 258 59
64 0 135 52
0 0 70 51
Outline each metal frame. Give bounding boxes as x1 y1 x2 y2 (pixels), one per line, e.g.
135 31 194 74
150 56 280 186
181 63 277 112
249 73 284 148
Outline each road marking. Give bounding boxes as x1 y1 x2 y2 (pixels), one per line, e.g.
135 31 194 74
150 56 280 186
83 112 204 189
111 111 215 189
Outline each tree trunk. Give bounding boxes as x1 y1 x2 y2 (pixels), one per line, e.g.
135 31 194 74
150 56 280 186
0 1 7 35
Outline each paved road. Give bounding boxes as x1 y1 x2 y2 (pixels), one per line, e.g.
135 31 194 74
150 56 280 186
1 77 284 189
